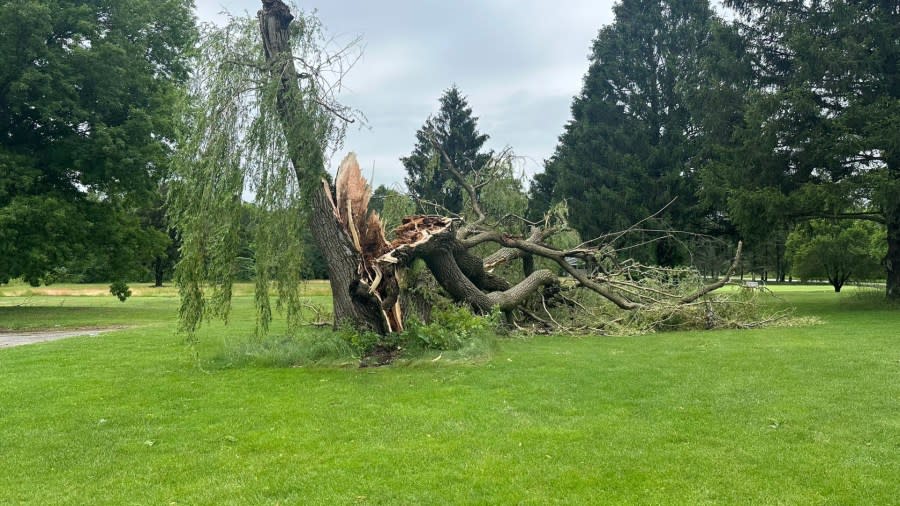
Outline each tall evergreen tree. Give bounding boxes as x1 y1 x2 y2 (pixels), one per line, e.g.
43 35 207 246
718 0 900 298
402 86 491 215
531 0 725 266
0 0 196 286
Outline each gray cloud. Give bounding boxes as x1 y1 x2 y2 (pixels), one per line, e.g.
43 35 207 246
195 0 615 186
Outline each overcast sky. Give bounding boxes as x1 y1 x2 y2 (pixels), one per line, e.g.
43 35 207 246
194 1 617 188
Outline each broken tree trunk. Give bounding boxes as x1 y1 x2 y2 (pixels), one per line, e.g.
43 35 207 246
259 1 395 333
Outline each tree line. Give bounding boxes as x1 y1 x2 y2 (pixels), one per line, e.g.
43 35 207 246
1 0 897 299
529 0 897 294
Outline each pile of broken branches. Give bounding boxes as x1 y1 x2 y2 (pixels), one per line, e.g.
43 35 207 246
326 148 745 335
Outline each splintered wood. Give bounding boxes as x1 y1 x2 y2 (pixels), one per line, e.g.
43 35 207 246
332 153 401 331
390 216 453 248
375 215 453 265
329 154 456 332
334 153 389 261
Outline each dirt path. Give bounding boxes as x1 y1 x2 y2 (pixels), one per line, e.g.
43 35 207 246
0 328 121 348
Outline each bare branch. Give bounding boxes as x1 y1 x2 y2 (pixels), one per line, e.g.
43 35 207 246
577 198 678 249
424 130 486 227
679 241 743 304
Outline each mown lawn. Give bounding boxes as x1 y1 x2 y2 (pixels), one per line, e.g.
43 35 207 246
0 283 897 504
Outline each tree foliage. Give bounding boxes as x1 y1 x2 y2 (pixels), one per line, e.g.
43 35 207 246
402 86 491 214
531 0 729 266
715 0 900 297
168 8 361 335
370 184 415 231
0 0 195 287
786 220 885 292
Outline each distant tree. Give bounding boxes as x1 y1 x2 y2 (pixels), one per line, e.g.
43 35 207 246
143 183 179 287
0 0 196 291
531 0 727 266
39 203 169 287
472 159 528 229
402 86 491 215
233 202 328 282
718 0 900 298
369 185 391 215
786 220 885 292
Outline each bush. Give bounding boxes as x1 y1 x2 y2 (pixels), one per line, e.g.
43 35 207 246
109 281 132 302
334 305 502 365
402 305 501 351
336 326 384 358
41 267 84 285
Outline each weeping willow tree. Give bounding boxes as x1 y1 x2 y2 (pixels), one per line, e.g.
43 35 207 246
172 0 748 344
169 3 366 336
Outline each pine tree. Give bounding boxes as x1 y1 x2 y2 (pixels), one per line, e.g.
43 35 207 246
531 0 724 266
402 86 491 215
720 0 900 298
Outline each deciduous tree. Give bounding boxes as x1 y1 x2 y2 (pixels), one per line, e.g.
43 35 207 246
786 220 885 292
0 0 195 289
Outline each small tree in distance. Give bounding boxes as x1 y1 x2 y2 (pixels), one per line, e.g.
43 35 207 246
786 220 885 292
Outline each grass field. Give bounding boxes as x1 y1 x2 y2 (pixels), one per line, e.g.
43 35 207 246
1 282 898 504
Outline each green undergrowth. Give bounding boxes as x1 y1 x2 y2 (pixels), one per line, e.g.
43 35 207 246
210 305 502 369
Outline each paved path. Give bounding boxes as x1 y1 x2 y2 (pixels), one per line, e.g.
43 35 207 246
0 328 119 348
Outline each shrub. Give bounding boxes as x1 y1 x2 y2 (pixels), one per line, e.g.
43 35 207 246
336 326 384 357
109 281 132 302
402 305 501 351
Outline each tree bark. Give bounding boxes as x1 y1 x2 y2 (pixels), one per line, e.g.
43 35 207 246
153 257 164 287
309 185 389 332
886 210 900 300
453 246 511 292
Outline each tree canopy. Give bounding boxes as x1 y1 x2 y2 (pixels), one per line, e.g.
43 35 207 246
531 0 728 266
0 0 196 286
529 0 898 297
786 219 885 292
711 0 900 297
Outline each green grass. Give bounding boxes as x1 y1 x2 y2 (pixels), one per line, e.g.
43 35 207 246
1 283 898 504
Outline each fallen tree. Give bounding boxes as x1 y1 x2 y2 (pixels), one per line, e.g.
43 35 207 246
170 1 745 341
